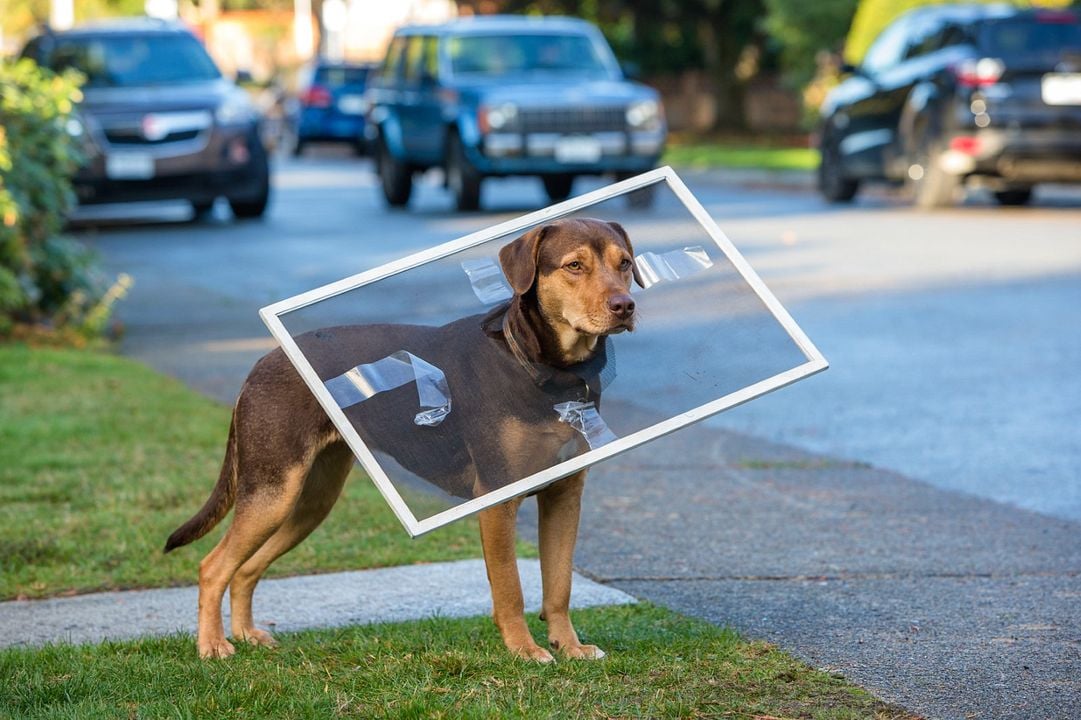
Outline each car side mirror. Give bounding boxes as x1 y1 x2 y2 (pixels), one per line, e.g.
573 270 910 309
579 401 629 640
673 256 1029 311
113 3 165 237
621 61 641 81
839 62 861 77
235 69 254 85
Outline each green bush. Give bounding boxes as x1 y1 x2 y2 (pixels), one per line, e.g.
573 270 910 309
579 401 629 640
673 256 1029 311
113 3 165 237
0 58 127 343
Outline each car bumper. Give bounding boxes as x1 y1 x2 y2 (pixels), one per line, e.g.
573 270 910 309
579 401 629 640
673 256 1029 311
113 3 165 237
297 109 366 141
470 130 664 176
941 128 1081 183
74 125 266 204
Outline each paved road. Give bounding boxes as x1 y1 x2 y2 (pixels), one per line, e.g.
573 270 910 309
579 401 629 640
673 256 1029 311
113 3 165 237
72 153 1081 719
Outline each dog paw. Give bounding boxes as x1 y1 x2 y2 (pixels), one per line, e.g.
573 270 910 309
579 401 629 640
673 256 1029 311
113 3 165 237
557 643 606 660
198 637 236 660
239 628 277 648
511 644 555 663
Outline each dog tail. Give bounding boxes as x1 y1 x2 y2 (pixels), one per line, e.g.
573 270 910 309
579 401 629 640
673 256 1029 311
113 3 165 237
163 410 239 553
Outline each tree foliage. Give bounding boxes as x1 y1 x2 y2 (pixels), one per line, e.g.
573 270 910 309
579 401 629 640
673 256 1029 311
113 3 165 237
764 0 859 88
0 59 128 342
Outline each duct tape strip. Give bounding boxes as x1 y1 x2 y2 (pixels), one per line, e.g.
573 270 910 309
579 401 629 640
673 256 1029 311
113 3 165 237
633 247 714 289
553 401 618 450
461 246 713 304
325 351 452 427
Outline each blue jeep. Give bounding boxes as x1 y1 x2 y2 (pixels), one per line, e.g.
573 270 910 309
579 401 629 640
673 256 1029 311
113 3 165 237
365 16 666 210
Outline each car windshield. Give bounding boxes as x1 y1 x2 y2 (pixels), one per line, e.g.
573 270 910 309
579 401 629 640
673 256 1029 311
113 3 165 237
981 17 1081 62
43 33 221 87
315 66 371 87
448 33 613 78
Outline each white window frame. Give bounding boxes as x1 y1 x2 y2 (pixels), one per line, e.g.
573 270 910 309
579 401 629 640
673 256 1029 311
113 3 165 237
260 166 828 537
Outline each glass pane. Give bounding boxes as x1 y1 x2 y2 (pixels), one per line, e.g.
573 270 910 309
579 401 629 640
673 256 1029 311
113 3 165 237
271 172 822 533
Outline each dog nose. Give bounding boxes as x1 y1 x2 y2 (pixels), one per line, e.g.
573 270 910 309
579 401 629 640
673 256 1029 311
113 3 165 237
608 294 635 319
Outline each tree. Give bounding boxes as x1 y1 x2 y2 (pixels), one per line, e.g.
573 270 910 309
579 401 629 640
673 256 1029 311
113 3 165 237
764 0 859 88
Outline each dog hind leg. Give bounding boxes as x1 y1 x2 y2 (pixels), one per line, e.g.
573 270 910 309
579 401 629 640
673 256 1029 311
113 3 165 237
228 442 354 646
196 465 307 659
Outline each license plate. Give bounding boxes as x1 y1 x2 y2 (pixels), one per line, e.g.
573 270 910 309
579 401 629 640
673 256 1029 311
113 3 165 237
1041 73 1081 106
106 153 155 180
555 136 602 164
338 95 367 115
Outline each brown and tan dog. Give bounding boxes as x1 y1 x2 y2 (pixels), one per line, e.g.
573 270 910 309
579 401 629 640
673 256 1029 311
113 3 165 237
165 217 642 662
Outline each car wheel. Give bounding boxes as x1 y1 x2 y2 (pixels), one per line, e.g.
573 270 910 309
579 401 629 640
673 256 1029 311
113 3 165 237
994 188 1032 206
229 141 271 219
447 133 482 211
190 199 215 221
542 174 575 203
818 133 859 203
909 141 960 210
377 137 412 207
615 171 657 209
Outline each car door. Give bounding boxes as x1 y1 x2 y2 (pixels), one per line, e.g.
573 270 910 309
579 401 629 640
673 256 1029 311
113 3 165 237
835 15 915 177
398 35 444 165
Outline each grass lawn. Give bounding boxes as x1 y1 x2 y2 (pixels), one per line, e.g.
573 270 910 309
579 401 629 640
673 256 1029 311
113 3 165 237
0 345 511 601
0 604 917 719
664 141 820 172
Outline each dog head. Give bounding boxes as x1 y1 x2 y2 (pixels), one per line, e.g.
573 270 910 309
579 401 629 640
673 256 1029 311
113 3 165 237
499 218 643 364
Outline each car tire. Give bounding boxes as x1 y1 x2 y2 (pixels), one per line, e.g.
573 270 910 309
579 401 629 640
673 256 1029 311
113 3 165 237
190 199 215 221
447 133 482 212
229 140 271 220
377 137 412 207
909 142 960 210
994 188 1033 206
615 171 657 209
818 132 859 203
542 174 575 203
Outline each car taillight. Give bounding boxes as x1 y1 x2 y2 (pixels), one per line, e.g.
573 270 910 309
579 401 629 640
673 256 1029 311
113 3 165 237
951 58 1005 88
950 136 982 155
301 85 332 108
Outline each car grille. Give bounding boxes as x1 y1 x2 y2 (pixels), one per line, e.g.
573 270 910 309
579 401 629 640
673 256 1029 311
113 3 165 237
103 128 202 146
519 107 627 134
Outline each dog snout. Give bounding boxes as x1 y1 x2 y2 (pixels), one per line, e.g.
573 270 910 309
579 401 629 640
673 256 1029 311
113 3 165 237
607 293 635 320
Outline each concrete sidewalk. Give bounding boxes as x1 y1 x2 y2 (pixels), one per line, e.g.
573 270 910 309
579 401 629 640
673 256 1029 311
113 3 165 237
0 559 634 650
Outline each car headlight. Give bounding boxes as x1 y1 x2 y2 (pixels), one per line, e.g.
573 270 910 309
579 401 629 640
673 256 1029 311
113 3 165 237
481 103 518 132
216 93 257 126
626 100 662 131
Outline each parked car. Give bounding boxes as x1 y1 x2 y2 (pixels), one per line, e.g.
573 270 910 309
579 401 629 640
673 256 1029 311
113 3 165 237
21 18 270 219
818 5 1081 208
294 60 376 156
365 15 666 211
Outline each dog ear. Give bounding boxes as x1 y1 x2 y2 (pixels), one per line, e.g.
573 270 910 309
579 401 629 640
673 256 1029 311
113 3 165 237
607 221 644 288
499 224 550 295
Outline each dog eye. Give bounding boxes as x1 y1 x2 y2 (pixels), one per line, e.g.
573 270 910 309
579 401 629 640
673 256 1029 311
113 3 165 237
619 258 633 271
565 261 583 271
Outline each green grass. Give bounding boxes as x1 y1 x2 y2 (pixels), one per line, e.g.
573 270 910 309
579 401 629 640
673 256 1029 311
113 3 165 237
664 142 820 172
0 345 515 601
0 604 917 719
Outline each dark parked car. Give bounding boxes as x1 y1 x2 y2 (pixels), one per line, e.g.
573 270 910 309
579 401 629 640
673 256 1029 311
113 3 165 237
818 5 1081 208
294 61 376 156
366 16 666 211
21 18 270 219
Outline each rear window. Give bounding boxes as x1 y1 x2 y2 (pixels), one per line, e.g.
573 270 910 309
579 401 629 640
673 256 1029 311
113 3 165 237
314 66 371 87
447 33 613 78
40 33 220 87
980 16 1081 61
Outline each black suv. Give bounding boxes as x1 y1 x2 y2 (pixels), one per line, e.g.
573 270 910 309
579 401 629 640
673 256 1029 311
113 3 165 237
22 19 270 219
818 5 1081 207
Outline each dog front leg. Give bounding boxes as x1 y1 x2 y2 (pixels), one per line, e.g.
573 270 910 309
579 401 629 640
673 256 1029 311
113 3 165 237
478 499 553 662
537 471 604 659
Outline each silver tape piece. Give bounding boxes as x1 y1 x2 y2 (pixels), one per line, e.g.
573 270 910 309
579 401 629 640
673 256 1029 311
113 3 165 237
325 351 451 426
461 246 713 304
553 401 618 450
633 247 714 289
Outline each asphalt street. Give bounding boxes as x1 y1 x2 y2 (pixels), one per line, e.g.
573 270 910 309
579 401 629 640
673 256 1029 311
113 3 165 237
71 152 1081 719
